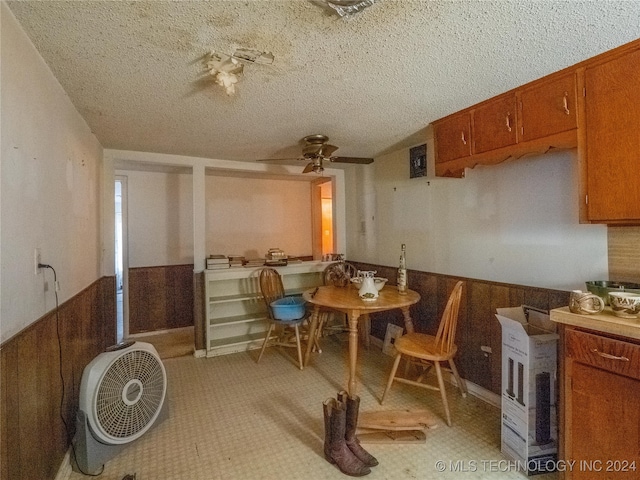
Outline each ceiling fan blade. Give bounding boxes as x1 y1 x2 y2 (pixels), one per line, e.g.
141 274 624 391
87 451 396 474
255 157 303 163
302 162 316 173
330 156 374 164
318 144 339 157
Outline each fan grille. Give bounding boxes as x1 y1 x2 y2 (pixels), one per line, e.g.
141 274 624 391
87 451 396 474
94 349 166 441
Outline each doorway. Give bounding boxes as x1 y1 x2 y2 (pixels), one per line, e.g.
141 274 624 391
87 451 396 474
312 177 335 259
115 176 128 343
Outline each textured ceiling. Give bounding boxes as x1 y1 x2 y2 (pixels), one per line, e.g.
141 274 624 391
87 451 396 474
6 1 640 165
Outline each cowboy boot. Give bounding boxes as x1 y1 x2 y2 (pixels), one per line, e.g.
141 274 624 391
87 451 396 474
338 391 379 467
323 398 371 477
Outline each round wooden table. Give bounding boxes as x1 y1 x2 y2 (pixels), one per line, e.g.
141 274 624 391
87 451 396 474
303 285 421 394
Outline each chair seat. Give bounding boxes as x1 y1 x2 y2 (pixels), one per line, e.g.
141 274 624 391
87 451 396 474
395 333 458 361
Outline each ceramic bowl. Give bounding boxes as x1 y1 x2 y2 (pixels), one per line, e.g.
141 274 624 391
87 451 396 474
608 292 640 318
350 277 388 291
585 281 640 305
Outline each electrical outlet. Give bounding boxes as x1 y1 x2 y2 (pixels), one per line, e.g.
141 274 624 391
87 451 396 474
34 248 41 275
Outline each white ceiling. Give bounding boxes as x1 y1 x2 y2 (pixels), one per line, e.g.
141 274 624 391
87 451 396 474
6 1 640 166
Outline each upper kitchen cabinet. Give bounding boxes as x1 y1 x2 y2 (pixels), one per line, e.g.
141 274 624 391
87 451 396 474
434 76 578 177
433 111 472 177
582 46 640 223
520 73 578 142
473 93 518 154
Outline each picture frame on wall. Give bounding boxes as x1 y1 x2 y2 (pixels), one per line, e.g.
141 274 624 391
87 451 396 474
409 143 427 178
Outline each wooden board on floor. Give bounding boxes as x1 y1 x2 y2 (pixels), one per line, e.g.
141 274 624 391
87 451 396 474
357 429 427 444
358 409 438 431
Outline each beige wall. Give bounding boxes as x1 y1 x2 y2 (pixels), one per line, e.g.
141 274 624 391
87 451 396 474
123 170 194 268
1 4 103 343
205 175 313 259
346 128 609 291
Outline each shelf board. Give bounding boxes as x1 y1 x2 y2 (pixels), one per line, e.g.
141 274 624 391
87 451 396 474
209 313 268 327
208 331 268 350
208 293 261 304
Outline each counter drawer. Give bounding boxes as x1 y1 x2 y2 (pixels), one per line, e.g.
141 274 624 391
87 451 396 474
566 328 640 380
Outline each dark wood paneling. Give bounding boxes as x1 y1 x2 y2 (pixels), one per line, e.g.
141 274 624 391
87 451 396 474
466 281 493 391
128 264 194 334
193 271 205 351
351 261 570 396
0 276 115 480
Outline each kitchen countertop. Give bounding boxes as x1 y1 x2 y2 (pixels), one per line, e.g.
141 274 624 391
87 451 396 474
550 306 640 340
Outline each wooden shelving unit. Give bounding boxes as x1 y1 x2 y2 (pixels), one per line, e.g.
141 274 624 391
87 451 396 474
204 261 328 357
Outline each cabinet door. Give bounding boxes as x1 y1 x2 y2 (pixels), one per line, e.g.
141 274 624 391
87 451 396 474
473 94 518 154
434 112 472 163
520 73 577 142
570 362 640 480
584 48 640 222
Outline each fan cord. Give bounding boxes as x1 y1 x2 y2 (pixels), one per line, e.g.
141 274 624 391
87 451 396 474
41 264 104 476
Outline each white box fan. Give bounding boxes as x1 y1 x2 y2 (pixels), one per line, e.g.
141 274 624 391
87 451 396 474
73 341 168 474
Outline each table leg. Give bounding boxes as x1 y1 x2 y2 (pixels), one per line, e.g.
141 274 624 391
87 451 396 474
304 305 321 367
348 310 360 395
401 306 415 334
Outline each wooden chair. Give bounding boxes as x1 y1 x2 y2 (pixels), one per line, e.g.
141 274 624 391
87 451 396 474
380 281 467 426
317 262 359 340
257 267 307 370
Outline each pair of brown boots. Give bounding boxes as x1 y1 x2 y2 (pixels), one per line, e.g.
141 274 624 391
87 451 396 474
323 391 378 476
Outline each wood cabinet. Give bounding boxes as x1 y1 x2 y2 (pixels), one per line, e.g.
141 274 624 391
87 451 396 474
520 73 577 142
432 38 640 224
582 46 640 223
434 111 472 166
559 326 640 479
433 74 578 178
204 262 325 357
473 93 518 154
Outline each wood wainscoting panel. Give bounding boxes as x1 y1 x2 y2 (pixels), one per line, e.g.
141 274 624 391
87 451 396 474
351 261 570 396
193 270 205 351
128 264 194 334
0 276 116 480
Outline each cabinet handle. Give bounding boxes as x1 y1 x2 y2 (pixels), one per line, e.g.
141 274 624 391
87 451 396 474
505 114 512 132
590 348 629 362
461 131 467 145
563 92 570 115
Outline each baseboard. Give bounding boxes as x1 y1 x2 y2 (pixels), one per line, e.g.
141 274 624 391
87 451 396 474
128 325 194 338
55 449 72 480
453 376 501 408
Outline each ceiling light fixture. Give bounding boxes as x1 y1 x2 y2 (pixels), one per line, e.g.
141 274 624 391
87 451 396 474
326 0 379 18
204 51 243 95
203 48 274 96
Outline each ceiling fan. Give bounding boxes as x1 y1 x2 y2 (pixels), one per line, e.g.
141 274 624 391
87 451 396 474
259 134 374 174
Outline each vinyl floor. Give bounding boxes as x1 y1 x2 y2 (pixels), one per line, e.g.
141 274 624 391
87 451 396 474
63 334 559 480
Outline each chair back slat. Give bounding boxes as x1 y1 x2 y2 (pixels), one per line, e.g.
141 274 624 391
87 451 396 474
259 268 285 320
434 281 464 353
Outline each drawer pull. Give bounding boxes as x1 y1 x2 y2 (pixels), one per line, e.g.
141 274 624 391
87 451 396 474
590 348 629 362
563 92 570 115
